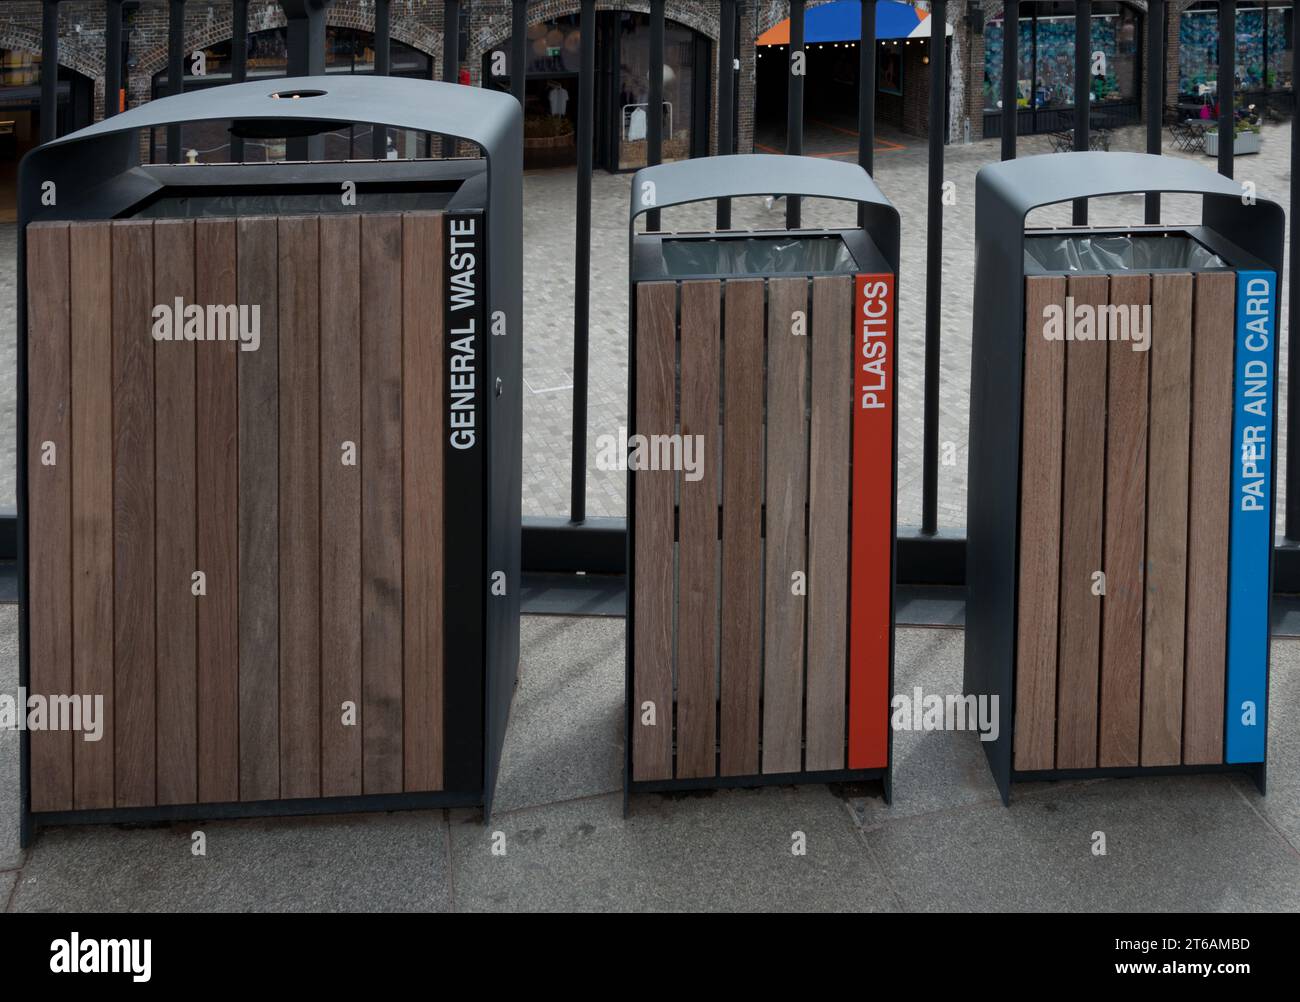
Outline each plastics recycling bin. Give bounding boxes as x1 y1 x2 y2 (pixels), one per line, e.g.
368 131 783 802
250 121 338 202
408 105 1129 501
625 154 899 799
17 76 523 842
965 151 1284 803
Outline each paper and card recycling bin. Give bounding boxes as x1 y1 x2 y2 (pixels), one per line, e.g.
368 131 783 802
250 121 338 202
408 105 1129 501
17 76 523 842
965 152 1284 803
625 155 899 798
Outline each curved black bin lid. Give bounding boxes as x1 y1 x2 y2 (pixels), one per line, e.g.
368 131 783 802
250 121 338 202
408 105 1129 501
628 153 900 271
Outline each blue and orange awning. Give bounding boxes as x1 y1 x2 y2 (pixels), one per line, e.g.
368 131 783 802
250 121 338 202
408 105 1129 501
757 0 953 46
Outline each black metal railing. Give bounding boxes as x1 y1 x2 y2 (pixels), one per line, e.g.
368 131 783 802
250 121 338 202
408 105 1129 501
19 0 1300 593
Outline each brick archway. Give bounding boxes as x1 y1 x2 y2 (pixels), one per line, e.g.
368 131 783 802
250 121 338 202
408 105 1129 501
0 26 103 82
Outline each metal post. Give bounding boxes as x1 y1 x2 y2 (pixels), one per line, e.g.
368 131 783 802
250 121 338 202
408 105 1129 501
231 0 247 161
280 1 330 161
1218 0 1236 177
104 0 123 119
167 0 185 162
571 0 597 525
859 0 877 182
372 0 390 159
1145 0 1164 221
1288 7 1300 541
786 0 806 228
511 0 528 107
1072 0 1090 224
443 0 461 157
39 0 59 144
647 0 665 231
1000 0 1018 160
922 0 946 536
717 0 738 228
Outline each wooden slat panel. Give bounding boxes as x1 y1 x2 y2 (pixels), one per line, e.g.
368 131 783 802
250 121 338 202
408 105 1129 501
631 282 676 782
153 219 198 805
194 219 240 804
69 223 115 810
1055 274 1107 770
27 222 73 812
319 214 363 799
402 212 445 792
1015 276 1066 772
719 280 764 777
236 217 279 802
112 220 156 808
361 214 404 795
1142 273 1194 766
278 216 321 800
805 275 853 773
676 281 720 779
1098 274 1150 768
762 277 810 774
1184 272 1235 765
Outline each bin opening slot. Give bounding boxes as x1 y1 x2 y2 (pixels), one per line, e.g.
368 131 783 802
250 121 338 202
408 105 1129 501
1024 231 1226 272
132 185 469 218
659 233 857 277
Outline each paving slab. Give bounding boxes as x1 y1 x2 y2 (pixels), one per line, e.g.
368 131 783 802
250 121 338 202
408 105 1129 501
491 615 624 815
11 811 451 912
0 868 15 911
450 787 896 912
863 775 1300 912
0 604 21 870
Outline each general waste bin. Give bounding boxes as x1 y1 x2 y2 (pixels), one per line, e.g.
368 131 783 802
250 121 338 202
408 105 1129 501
17 76 523 842
625 155 900 799
965 151 1284 803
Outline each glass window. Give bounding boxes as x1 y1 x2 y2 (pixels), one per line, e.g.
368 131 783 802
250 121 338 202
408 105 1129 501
1179 1 1292 98
617 13 697 170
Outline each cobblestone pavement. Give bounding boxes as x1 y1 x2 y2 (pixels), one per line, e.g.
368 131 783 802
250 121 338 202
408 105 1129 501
0 121 1292 531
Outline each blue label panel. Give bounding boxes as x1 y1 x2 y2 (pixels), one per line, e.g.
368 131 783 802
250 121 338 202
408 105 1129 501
1226 269 1275 764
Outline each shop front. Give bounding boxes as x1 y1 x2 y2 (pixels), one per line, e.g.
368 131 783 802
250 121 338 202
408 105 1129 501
1178 1 1295 116
982 1 1142 138
482 11 712 172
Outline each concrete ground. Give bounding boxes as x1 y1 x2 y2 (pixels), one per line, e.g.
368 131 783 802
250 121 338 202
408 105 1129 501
3 605 1300 912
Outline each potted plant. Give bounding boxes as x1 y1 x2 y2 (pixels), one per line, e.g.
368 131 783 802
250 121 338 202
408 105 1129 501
1205 105 1263 156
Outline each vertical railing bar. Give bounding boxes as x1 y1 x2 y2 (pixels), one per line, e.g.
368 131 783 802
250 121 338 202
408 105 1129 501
104 0 123 120
230 0 247 162
166 0 186 163
1288 5 1300 540
1218 0 1237 177
922 0 947 536
717 0 738 229
1001 0 1019 160
571 0 597 525
1145 0 1164 221
511 0 528 107
372 0 391 159
443 0 461 157
1072 0 1091 224
39 0 59 144
786 0 806 229
647 0 665 231
858 0 878 214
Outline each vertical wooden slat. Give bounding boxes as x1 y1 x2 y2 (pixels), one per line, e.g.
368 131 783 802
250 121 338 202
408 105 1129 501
719 279 764 777
805 275 853 773
1015 276 1066 772
402 212 445 792
237 216 279 803
112 219 156 808
1184 272 1235 765
278 216 321 800
69 222 114 810
27 222 73 812
319 214 363 799
1143 273 1193 766
762 277 810 775
153 219 198 805
195 219 240 804
676 281 720 779
1098 274 1150 768
631 282 676 782
1055 274 1108 770
361 214 405 795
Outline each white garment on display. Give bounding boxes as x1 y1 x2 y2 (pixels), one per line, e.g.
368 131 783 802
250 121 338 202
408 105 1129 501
549 84 569 117
628 105 647 141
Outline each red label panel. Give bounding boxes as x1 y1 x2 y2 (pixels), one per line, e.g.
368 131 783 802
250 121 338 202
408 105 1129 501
849 273 894 769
